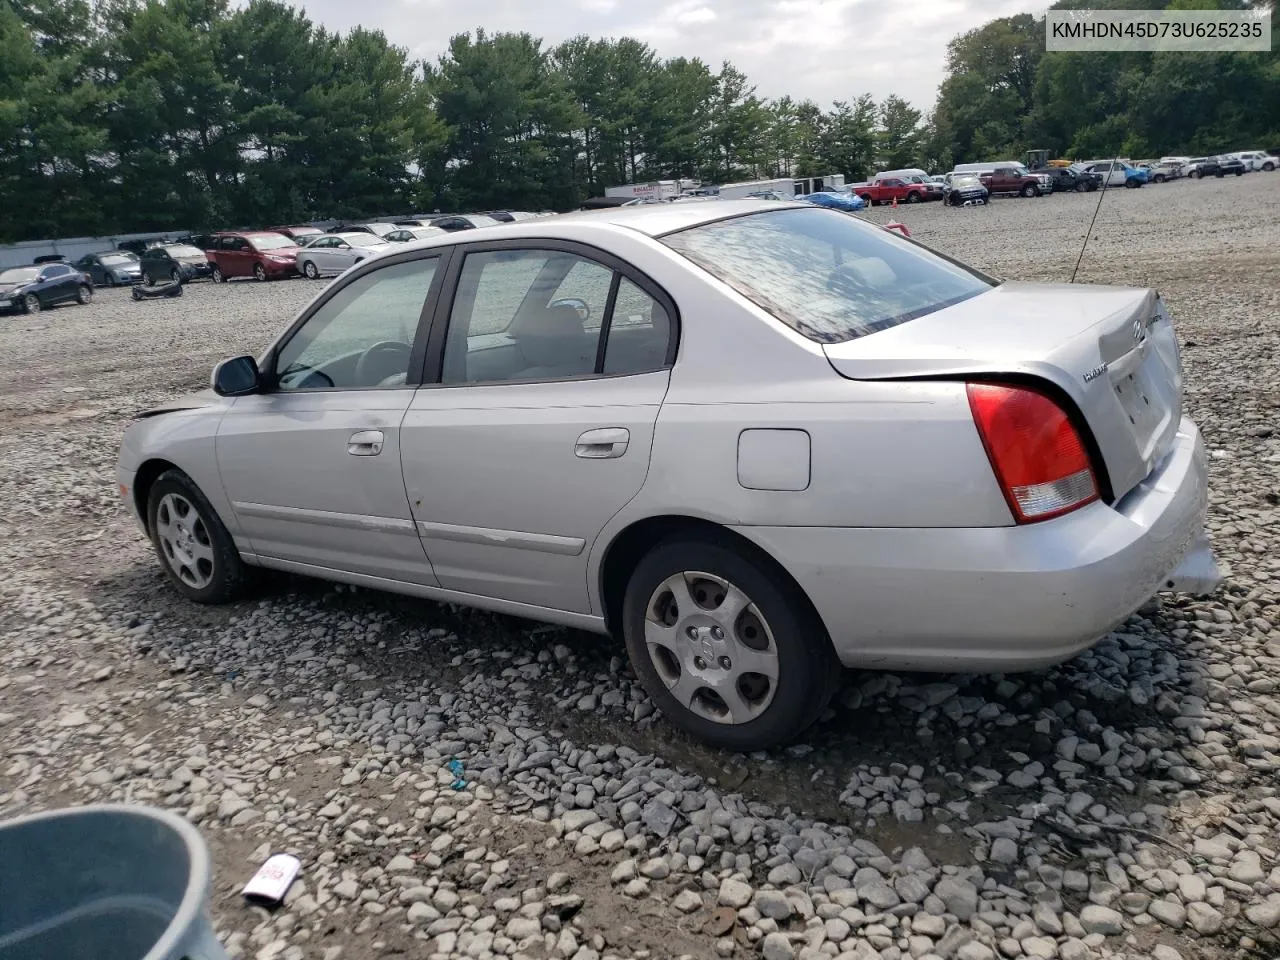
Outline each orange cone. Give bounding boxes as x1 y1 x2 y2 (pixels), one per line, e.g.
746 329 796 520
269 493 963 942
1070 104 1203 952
892 195 898 209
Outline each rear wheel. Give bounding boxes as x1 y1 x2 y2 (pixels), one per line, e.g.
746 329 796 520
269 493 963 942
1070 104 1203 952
210 265 224 283
1215 172 1224 178
105 273 117 287
859 194 872 206
169 269 181 284
142 271 155 286
621 535 839 751
76 284 92 305
1153 174 1166 183
1235 170 1243 177
1264 162 1275 172
147 469 247 604
253 263 267 282
1191 170 1201 179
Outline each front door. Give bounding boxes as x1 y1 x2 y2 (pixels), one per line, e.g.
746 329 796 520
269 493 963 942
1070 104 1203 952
216 253 446 583
402 243 677 613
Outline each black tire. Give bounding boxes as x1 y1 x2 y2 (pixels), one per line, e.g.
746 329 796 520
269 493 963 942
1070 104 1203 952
1216 172 1224 178
142 271 155 286
1153 174 1166 183
621 534 840 751
1235 170 1243 177
1125 179 1139 188
1020 183 1037 198
1264 162 1275 172
253 263 267 282
1075 180 1088 192
211 265 224 283
303 260 320 279
22 293 40 314
906 192 920 204
1191 170 1201 179
146 468 247 604
170 269 181 284
76 284 92 305
858 194 872 206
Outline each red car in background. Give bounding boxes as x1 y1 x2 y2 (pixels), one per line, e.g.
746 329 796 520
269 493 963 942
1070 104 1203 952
206 231 302 282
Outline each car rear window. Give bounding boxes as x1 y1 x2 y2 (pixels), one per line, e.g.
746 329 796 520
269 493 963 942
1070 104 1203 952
662 208 994 344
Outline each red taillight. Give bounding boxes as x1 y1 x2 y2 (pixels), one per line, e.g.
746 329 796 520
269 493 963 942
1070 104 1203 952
966 382 1099 523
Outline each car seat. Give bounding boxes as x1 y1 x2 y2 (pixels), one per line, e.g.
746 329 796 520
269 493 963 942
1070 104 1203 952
511 305 596 380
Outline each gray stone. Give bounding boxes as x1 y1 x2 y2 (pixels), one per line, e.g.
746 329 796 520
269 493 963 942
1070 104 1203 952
1058 939 1090 960
719 876 753 908
639 857 669 879
1032 902 1062 935
1186 902 1222 935
561 809 599 832
1244 898 1280 928
989 838 1017 865
935 877 980 920
1021 936 1057 959
1151 947 1183 960
1176 874 1205 902
506 917 543 940
756 889 793 921
673 889 703 914
762 932 796 960
1078 905 1123 936
957 942 995 960
406 901 439 924
1147 898 1185 929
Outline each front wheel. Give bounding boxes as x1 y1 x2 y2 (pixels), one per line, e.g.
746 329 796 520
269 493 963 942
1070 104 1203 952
253 263 267 282
303 260 320 280
1020 183 1038 197
170 269 181 284
76 284 92 304
211 265 224 283
1235 170 1243 177
1264 162 1275 172
142 272 155 286
147 469 247 604
1153 174 1166 183
621 535 839 751
1216 172 1224 178
905 192 919 204
1075 180 1088 192
1125 179 1140 188
1191 170 1201 179
22 294 40 314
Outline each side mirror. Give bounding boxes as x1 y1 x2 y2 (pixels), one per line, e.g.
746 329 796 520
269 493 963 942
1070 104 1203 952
212 355 261 396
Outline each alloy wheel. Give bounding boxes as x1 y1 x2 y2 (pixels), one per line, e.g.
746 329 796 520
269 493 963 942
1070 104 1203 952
154 492 216 590
23 294 40 314
643 571 779 725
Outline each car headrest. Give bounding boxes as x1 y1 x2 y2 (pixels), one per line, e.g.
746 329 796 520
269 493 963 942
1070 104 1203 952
512 304 586 341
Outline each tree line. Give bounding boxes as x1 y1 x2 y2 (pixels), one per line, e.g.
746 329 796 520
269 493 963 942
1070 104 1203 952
1 0 1276 243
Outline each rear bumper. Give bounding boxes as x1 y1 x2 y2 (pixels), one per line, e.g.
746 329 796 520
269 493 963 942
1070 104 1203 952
739 416 1218 672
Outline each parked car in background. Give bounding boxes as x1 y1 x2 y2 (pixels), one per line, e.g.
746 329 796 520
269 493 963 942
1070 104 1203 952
0 262 93 313
796 191 866 211
945 174 990 205
139 243 214 284
1081 160 1148 188
33 253 69 264
75 250 143 286
1136 160 1183 183
117 237 169 256
428 214 503 232
385 226 449 243
1214 155 1247 176
1184 157 1221 178
295 231 391 278
117 200 1219 750
980 164 1052 197
851 176 934 205
332 222 398 239
1231 151 1274 172
271 225 325 244
1038 165 1099 192
207 231 301 282
479 211 539 223
178 233 216 251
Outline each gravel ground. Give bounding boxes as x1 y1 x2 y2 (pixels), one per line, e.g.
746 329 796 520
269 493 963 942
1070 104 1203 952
2 173 1279 960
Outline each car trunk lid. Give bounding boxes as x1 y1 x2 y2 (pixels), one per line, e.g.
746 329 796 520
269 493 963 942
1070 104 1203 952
822 282 1182 501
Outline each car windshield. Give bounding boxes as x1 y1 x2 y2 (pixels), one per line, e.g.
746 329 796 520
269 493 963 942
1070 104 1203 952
360 223 395 236
347 234 387 248
290 227 321 236
953 175 982 187
100 253 136 265
164 244 204 258
663 208 994 344
248 234 295 251
0 267 39 283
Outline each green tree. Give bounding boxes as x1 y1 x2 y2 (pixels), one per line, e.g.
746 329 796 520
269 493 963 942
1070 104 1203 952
878 94 923 169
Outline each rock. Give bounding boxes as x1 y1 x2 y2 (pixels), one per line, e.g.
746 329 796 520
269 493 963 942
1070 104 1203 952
1021 937 1057 959
755 890 792 921
990 838 1017 865
673 889 703 913
762 932 795 960
1186 902 1222 935
611 859 636 884
957 942 995 960
562 809 599 832
333 879 360 901
1033 902 1063 935
1151 947 1183 960
406 901 439 924
386 854 416 873
1244 898 1280 928
506 916 543 940
57 708 90 727
1058 939 1089 960
768 863 803 886
639 857 669 879
935 877 980 920
1078 905 1123 936
1148 899 1185 928
718 876 753 908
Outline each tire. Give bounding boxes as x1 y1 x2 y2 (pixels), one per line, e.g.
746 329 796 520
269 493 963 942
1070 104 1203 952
858 195 872 206
621 534 839 751
1215 172 1224 178
170 269 181 284
253 263 267 282
1020 183 1037 198
1191 170 1201 179
22 293 40 314
906 192 920 204
1153 174 1166 183
1235 170 1243 177
105 273 116 287
1075 180 1088 192
211 265 224 283
76 284 92 305
1264 162 1275 172
142 271 155 286
303 260 320 280
146 468 247 604
1125 179 1139 189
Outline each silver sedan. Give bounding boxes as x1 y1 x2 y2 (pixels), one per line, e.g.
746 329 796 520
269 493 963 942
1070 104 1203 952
116 201 1220 750
295 232 391 279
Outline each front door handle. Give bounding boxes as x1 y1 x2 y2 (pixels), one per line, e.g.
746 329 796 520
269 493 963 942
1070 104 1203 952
348 430 384 456
575 427 629 459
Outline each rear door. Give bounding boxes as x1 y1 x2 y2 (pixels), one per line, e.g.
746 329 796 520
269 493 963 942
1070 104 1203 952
401 240 677 613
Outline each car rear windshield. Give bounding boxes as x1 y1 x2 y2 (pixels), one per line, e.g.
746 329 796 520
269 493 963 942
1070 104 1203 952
249 234 295 251
100 253 136 265
347 234 387 248
662 208 994 344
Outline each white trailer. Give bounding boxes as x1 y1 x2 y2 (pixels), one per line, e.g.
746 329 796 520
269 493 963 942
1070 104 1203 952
792 174 847 196
713 177 797 201
604 180 689 202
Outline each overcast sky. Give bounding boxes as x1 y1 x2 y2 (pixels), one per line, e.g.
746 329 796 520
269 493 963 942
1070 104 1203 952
295 0 1038 111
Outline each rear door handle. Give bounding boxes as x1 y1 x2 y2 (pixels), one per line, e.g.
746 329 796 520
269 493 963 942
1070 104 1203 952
575 427 629 459
348 430 384 456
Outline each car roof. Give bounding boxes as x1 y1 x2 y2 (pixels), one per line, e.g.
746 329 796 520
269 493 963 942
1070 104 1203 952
329 231 387 241
545 198 796 237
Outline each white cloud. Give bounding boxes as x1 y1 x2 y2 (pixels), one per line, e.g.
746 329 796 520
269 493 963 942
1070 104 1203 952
295 0 1030 109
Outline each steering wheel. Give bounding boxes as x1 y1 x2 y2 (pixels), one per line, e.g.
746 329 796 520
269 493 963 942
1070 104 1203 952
354 340 412 386
550 297 591 323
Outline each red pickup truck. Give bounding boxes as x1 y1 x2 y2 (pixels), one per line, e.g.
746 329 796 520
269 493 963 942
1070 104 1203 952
851 176 933 206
